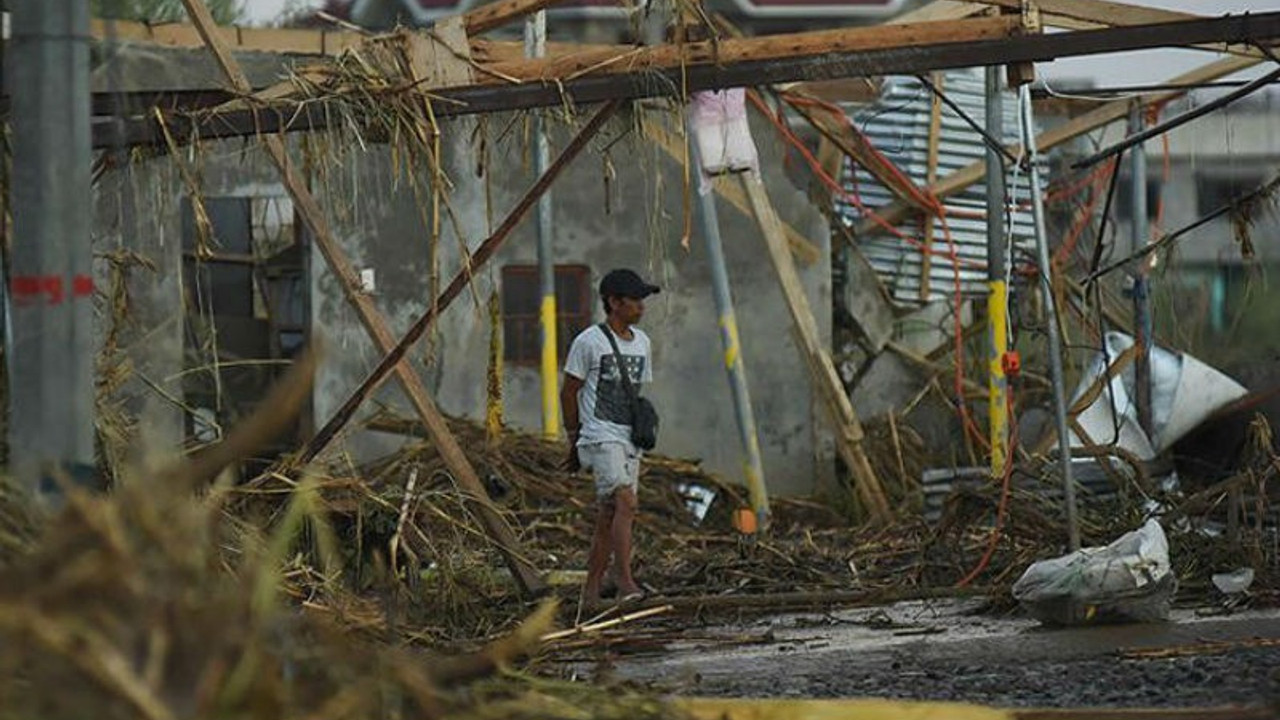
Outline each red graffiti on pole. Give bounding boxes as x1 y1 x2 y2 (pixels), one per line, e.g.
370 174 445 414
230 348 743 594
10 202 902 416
11 274 95 306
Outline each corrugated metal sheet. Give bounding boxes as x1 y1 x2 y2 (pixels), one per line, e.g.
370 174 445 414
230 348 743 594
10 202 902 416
834 70 1044 307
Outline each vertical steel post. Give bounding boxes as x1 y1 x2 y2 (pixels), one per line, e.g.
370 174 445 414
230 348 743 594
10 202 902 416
985 66 1010 477
1019 86 1080 551
527 10 560 439
1129 103 1154 439
688 134 770 522
9 0 96 494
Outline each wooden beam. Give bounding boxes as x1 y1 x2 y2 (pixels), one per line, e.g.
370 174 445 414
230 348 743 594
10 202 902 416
297 100 622 467
970 0 1269 57
855 54 1262 238
481 15 1025 83
96 12 1280 149
90 17 364 56
89 17 626 63
176 0 545 596
740 171 892 524
973 0 1193 28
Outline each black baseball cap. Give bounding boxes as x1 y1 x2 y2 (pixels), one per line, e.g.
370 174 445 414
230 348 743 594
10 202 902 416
599 268 660 299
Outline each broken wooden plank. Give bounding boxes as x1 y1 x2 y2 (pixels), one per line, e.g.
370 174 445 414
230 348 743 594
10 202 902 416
406 16 474 89
481 15 1025 83
971 0 1270 58
856 53 1263 238
100 14 1280 148
90 17 365 56
741 171 892 524
298 100 622 466
177 0 545 596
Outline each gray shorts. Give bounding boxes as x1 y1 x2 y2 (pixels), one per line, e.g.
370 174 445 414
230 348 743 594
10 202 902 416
578 441 640 499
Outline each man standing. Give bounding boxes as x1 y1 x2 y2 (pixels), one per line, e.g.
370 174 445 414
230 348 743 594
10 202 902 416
561 268 659 607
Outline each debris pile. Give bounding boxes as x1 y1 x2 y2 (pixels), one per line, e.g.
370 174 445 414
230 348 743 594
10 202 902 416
0 470 688 720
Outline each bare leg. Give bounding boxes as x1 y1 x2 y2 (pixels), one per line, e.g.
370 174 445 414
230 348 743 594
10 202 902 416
611 486 641 596
583 498 615 604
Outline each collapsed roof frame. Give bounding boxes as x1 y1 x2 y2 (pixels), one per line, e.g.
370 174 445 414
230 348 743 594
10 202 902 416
89 9 1280 150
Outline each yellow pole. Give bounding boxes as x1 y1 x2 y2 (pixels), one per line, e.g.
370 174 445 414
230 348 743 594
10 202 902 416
988 280 1009 475
539 293 560 438
985 67 1009 477
486 291 504 443
528 11 560 441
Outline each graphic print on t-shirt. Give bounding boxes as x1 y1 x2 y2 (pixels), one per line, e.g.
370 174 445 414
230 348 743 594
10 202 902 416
594 353 646 425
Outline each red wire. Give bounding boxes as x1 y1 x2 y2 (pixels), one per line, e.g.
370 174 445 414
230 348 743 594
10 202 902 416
1053 157 1114 267
955 388 1020 588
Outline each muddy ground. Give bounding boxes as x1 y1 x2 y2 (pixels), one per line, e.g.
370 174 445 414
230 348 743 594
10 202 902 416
567 599 1280 709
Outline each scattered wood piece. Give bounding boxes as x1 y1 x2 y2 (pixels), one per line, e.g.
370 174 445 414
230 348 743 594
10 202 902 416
541 604 673 643
1117 637 1280 660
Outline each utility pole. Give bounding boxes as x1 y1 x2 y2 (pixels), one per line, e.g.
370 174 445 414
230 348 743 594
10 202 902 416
9 0 97 496
1128 102 1154 440
985 66 1010 477
526 9 559 440
1019 85 1080 551
688 134 770 525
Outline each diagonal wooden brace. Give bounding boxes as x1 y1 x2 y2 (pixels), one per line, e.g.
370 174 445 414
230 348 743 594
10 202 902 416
740 172 893 524
179 0 546 595
299 100 622 465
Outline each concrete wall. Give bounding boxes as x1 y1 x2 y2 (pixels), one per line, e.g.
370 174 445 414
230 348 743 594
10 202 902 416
99 108 835 496
317 110 836 496
93 160 187 463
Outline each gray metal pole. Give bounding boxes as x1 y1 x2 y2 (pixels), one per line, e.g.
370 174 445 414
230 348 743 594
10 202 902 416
1128 103 1154 439
985 68 1006 279
1019 85 1080 551
9 0 96 495
688 133 770 521
526 10 560 439
985 66 1010 476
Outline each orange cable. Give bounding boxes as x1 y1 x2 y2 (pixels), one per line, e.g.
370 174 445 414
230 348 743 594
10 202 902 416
955 388 1020 588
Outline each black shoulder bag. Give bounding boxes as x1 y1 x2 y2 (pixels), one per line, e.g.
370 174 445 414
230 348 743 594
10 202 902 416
599 323 659 451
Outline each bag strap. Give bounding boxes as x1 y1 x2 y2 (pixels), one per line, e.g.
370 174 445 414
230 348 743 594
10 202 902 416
598 323 639 402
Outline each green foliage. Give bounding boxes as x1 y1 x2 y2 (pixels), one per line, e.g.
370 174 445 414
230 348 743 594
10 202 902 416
90 0 245 24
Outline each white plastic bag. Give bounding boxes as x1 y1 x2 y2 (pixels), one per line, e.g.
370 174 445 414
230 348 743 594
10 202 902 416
1012 519 1176 625
690 89 758 192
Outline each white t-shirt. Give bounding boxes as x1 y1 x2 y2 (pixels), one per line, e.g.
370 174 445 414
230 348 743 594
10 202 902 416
564 324 653 447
